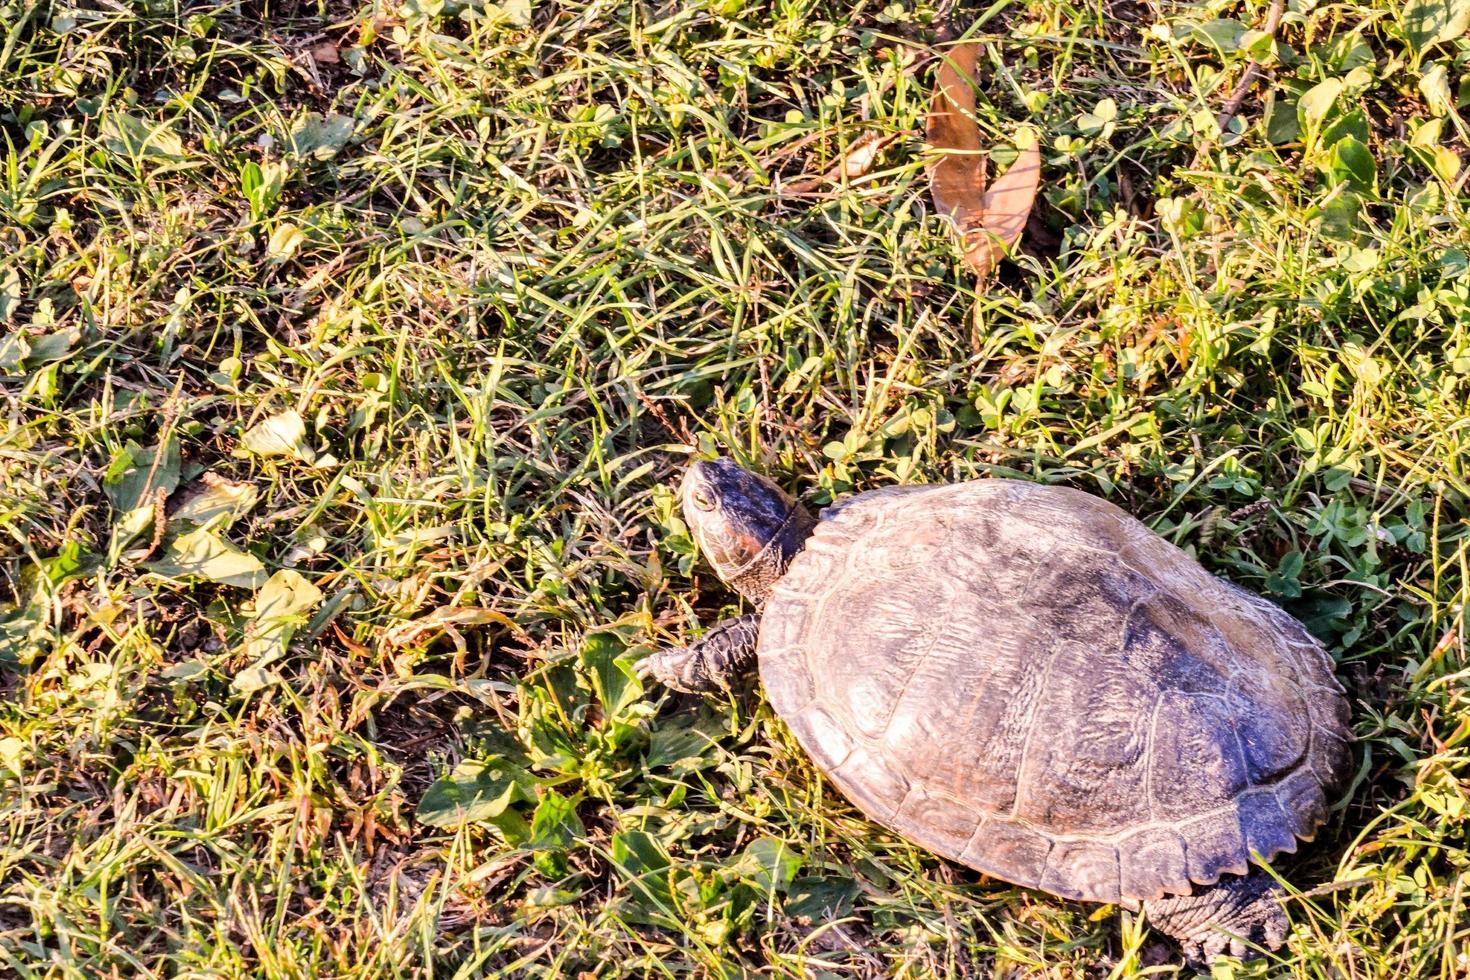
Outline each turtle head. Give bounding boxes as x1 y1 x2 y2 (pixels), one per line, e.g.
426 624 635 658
681 457 816 605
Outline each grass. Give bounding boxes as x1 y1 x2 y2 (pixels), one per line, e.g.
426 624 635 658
2 0 1469 975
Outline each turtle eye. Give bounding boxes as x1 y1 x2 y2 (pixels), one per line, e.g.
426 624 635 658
690 488 716 511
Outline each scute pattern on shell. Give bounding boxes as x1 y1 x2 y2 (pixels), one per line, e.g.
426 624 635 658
758 480 1352 905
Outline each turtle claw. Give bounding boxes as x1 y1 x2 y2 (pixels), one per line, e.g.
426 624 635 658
1186 932 1263 966
634 647 704 693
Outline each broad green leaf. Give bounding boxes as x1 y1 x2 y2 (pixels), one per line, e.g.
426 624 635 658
1324 32 1375 72
529 791 584 877
161 660 209 681
400 0 445 24
646 723 716 769
522 685 584 773
0 736 25 775
1400 0 1470 55
1265 98 1300 144
1432 145 1461 182
170 475 259 532
240 161 264 206
40 540 94 587
645 709 726 770
1412 117 1445 148
240 160 284 219
231 665 280 694
1328 137 1376 192
1311 190 1363 241
287 112 354 161
1076 97 1118 137
728 837 802 894
253 569 322 620
104 439 181 513
486 808 533 846
1322 109 1369 148
23 326 79 366
147 528 267 588
102 112 185 159
612 832 671 877
0 585 50 665
1187 18 1247 54
266 223 304 261
241 568 322 665
785 875 861 921
1298 77 1344 133
611 830 674 912
1240 29 1274 61
1420 63 1455 116
416 760 535 828
529 791 584 848
580 630 642 719
1297 594 1354 644
111 505 157 556
241 409 315 463
0 331 29 373
490 0 532 26
1266 549 1306 597
0 268 19 322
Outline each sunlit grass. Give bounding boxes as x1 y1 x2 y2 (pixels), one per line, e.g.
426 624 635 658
1 0 1467 975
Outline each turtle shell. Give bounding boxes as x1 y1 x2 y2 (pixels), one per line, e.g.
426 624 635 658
758 480 1352 905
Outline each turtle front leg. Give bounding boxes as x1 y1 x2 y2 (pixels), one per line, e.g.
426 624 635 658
635 615 760 693
1144 870 1289 963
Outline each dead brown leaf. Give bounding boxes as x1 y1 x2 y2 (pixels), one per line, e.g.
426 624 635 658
975 141 1040 268
783 131 901 194
926 42 1041 279
927 43 986 217
311 42 341 65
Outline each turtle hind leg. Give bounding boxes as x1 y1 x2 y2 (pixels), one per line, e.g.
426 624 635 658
1143 870 1290 964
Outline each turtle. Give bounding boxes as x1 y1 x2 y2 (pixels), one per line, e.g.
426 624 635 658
635 458 1353 962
